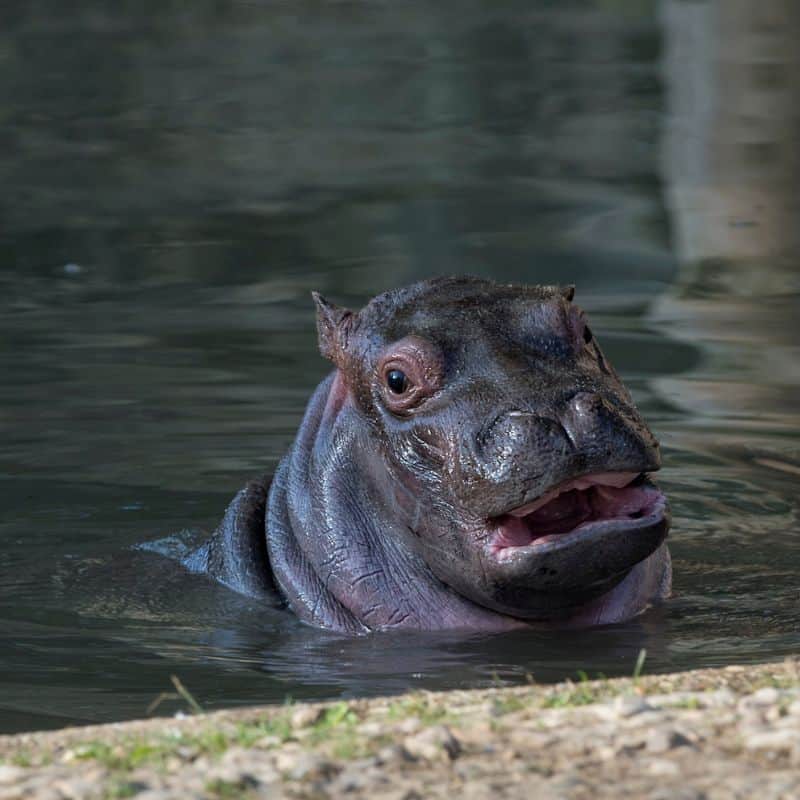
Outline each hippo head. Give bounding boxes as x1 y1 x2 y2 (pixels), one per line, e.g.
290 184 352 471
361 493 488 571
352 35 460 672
312 276 669 622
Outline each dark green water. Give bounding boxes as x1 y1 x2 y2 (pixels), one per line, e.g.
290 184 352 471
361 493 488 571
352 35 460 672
1 2 798 733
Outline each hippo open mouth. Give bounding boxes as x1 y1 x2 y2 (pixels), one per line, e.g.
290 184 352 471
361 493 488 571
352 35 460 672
490 472 666 560
489 472 667 559
467 470 669 621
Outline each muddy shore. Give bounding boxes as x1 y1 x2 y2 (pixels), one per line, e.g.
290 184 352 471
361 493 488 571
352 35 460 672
1 658 799 799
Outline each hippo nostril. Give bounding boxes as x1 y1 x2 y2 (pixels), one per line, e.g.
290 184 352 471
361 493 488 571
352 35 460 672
560 392 607 449
569 392 604 416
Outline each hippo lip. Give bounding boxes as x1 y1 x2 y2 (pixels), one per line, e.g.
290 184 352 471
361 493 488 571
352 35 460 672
488 471 667 559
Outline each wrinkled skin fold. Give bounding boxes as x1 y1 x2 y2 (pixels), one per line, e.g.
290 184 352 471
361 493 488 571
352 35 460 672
187 277 671 634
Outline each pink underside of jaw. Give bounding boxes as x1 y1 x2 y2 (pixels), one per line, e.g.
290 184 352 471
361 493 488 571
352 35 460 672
490 472 663 557
561 543 672 628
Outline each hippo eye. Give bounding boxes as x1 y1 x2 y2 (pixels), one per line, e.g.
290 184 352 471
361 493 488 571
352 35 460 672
378 336 443 415
386 369 409 394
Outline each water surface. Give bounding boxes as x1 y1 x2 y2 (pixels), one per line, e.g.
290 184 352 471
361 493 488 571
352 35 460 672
1 2 798 733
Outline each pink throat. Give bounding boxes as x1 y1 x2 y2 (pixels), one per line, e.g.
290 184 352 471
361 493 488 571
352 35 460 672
490 472 662 556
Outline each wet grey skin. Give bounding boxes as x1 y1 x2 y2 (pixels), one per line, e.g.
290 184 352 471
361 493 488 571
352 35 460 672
186 277 671 634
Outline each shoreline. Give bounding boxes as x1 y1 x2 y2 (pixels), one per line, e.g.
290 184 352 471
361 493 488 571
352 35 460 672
1 657 799 798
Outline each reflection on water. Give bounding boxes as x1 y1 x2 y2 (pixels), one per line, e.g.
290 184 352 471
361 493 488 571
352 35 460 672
656 0 800 422
660 0 800 265
0 1 798 733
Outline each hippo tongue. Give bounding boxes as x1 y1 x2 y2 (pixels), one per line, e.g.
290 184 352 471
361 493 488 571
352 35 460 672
524 489 592 534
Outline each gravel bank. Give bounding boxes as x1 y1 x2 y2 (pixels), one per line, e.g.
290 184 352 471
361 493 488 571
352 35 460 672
1 658 799 799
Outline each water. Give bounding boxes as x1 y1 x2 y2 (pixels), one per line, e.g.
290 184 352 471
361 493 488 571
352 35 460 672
1 1 798 734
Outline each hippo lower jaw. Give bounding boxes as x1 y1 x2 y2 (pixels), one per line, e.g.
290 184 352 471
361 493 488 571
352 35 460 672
453 471 670 622
524 541 671 629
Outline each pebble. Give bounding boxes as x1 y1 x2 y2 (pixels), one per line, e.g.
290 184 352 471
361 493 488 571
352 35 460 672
273 744 305 773
0 768 26 787
614 695 653 717
377 744 414 765
51 777 102 799
645 728 694 753
330 765 371 793
253 734 283 749
0 786 61 800
646 758 681 777
738 687 783 713
358 721 385 737
648 689 736 710
288 753 339 781
217 745 277 777
291 706 324 728
206 747 280 787
649 789 704 800
753 687 782 705
402 725 461 761
395 717 422 735
594 695 651 720
744 729 798 753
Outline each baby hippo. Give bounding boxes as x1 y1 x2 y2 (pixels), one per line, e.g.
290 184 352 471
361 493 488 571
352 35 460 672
187 277 670 634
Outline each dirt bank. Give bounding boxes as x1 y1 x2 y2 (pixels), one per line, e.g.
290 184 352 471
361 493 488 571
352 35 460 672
1 658 799 799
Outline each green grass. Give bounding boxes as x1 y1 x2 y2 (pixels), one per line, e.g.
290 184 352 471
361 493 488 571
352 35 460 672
9 751 34 767
386 695 449 726
304 702 366 759
71 741 177 772
307 702 358 737
68 717 293 774
542 685 601 709
61 703 370 774
666 696 702 710
541 669 614 709
233 716 293 747
204 777 258 799
632 649 647 683
491 695 527 716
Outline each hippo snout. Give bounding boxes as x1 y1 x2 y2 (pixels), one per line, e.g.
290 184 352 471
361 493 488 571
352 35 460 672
466 394 660 517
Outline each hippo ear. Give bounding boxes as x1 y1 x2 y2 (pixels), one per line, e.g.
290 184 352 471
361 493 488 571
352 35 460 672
560 285 576 302
311 291 356 364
